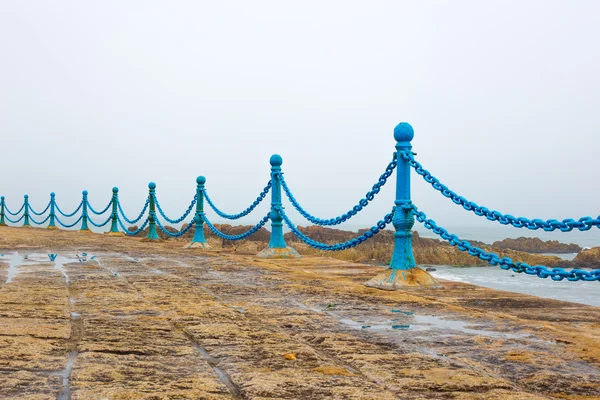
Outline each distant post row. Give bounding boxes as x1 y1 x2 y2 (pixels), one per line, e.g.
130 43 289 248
1 122 598 287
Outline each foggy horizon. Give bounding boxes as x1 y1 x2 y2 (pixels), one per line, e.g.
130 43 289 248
1 1 599 244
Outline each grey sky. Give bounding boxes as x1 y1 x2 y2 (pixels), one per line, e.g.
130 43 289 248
1 1 599 242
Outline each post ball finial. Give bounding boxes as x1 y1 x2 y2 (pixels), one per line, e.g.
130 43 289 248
270 154 283 167
112 187 119 194
394 122 414 142
196 176 206 185
148 182 156 190
50 192 55 197
82 190 88 196
24 194 28 198
1 196 4 200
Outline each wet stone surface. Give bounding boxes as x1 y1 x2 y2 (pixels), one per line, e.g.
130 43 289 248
0 227 599 399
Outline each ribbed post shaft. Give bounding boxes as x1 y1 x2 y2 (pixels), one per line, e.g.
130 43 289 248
80 190 90 231
23 195 30 227
389 122 416 271
191 176 208 244
145 182 159 240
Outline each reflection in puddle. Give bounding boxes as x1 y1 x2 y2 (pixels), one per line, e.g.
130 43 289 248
5 252 24 284
339 313 523 339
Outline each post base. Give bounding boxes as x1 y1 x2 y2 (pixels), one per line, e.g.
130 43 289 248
0 223 7 227
105 231 125 237
46 226 59 230
363 267 440 290
22 225 32 229
257 246 300 259
79 229 93 234
184 241 211 249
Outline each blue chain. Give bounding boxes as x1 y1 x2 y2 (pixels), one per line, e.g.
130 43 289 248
117 215 149 235
277 205 394 251
155 217 195 237
4 202 25 216
28 201 51 216
55 215 83 228
29 213 51 225
153 194 196 224
86 199 113 215
404 151 600 232
5 213 25 224
412 205 600 282
117 197 149 224
56 201 83 218
278 157 397 226
87 215 112 228
203 181 271 220
202 212 270 240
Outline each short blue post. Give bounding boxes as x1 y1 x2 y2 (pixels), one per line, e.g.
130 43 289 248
188 176 209 248
23 195 31 227
0 196 6 226
106 187 123 236
364 123 438 289
47 192 58 229
258 155 299 258
143 182 160 241
80 190 90 232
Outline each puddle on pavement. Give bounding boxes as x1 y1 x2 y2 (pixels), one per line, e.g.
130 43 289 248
57 350 78 400
339 313 524 339
4 252 24 284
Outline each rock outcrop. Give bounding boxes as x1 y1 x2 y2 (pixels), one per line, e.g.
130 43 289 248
492 237 581 254
571 247 600 269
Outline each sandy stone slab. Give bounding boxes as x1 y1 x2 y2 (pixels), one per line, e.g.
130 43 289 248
0 336 69 371
0 317 70 339
70 351 232 399
78 316 194 356
0 370 63 399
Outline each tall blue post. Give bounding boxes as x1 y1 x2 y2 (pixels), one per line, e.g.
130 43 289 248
364 123 439 289
106 187 123 236
47 192 58 229
187 176 209 248
23 195 31 227
143 182 160 241
80 190 90 232
258 155 299 258
0 196 6 226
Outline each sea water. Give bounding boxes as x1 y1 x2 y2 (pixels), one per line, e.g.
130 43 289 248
429 266 599 307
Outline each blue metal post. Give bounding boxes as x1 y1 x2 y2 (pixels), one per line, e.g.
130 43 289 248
364 122 438 289
144 182 160 241
80 190 90 232
258 155 299 258
389 122 417 271
47 192 58 229
188 176 209 247
0 196 6 226
23 195 31 227
106 187 123 236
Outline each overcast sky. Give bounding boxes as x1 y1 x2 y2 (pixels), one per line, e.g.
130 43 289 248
1 1 599 243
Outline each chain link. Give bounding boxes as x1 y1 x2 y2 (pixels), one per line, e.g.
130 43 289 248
117 215 149 235
202 212 270 240
29 213 51 225
153 194 196 224
412 204 600 282
87 214 112 228
277 205 394 251
56 201 83 218
155 217 195 237
278 156 396 226
203 181 271 220
4 213 25 224
403 151 600 232
4 202 25 216
55 215 83 228
86 198 113 215
117 197 149 224
28 200 51 216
